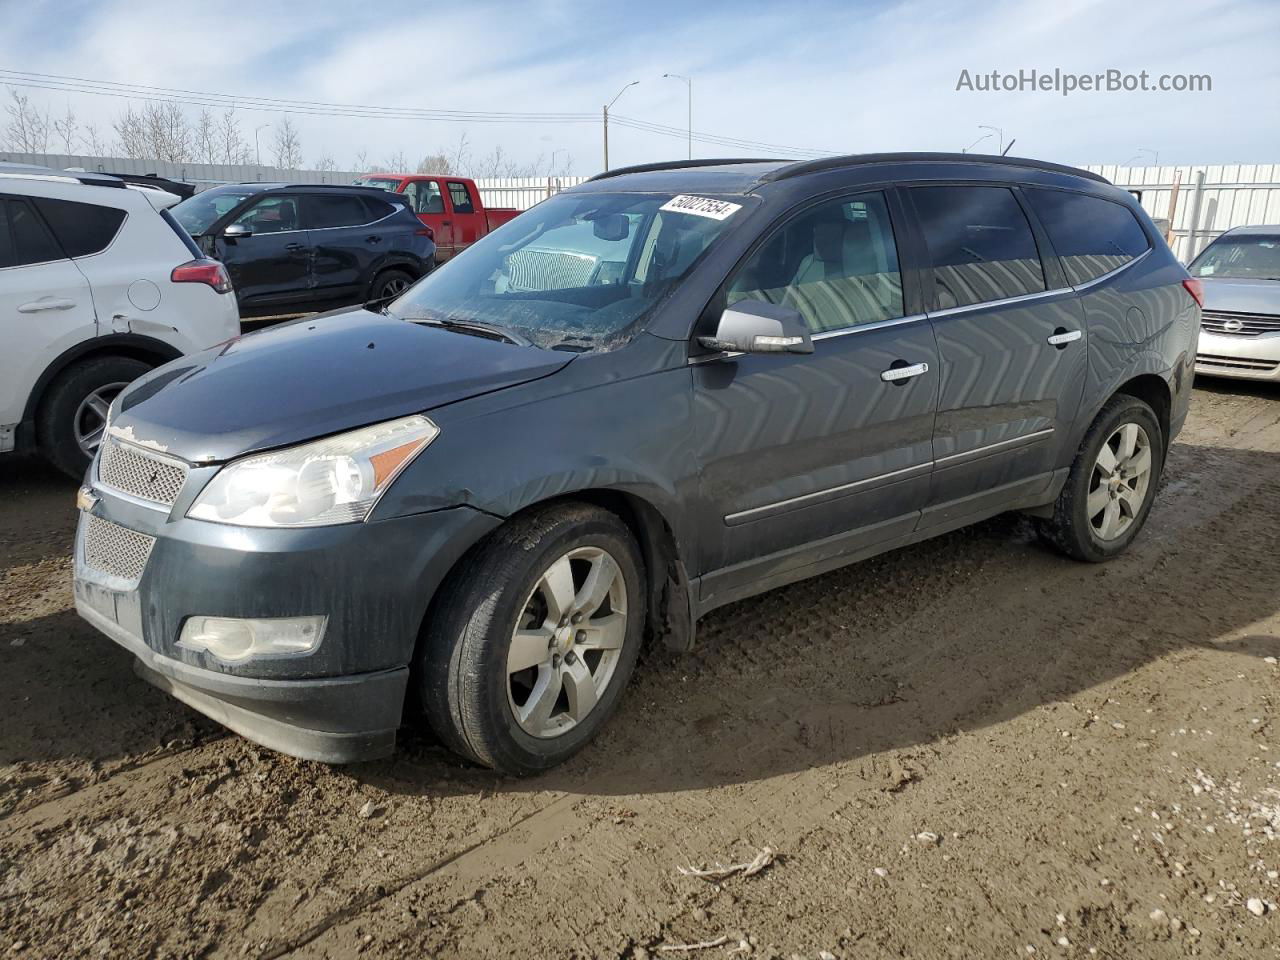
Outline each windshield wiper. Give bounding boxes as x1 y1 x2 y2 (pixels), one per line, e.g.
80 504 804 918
407 315 531 347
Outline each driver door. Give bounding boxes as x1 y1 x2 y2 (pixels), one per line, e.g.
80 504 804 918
211 194 313 313
692 190 939 607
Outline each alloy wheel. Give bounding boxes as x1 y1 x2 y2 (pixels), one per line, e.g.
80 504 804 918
506 546 628 739
1088 422 1153 541
74 382 128 457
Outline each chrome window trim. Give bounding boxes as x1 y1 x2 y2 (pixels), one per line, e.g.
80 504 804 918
227 201 400 238
1069 246 1152 292
811 312 928 340
927 286 1073 320
723 427 1057 524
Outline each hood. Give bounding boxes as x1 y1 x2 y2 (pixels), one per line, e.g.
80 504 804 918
112 308 574 463
1199 277 1280 315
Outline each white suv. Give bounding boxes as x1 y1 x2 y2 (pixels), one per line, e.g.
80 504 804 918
1 165 239 476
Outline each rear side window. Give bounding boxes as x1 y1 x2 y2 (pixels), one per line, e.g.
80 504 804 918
1 198 63 267
31 198 127 258
362 196 397 221
447 181 475 214
306 194 373 229
1025 189 1151 285
911 185 1046 309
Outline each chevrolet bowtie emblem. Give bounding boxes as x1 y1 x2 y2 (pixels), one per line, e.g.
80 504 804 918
76 486 99 513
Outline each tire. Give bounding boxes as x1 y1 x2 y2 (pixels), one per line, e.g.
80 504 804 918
419 502 647 775
368 268 415 303
1035 394 1165 562
37 355 152 479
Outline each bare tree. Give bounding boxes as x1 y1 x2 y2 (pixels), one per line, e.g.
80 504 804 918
380 149 409 173
272 115 303 170
114 101 192 162
195 109 219 164
112 104 148 158
314 154 337 171
474 144 520 179
82 121 109 156
415 152 452 175
4 88 50 153
217 108 251 164
354 149 369 172
52 104 78 154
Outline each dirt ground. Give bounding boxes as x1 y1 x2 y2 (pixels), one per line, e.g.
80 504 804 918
3 380 1280 960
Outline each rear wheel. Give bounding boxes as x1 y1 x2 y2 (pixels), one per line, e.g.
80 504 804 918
1036 394 1164 562
368 268 414 303
419 503 646 775
37 356 151 478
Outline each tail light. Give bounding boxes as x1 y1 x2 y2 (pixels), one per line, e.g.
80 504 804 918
1182 277 1205 308
172 258 232 294
416 226 434 241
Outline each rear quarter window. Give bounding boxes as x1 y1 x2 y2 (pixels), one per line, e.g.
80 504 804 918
31 197 127 258
1024 189 1150 286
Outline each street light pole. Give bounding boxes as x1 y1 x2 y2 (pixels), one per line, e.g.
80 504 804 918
255 123 271 168
602 81 639 172
663 73 692 159
978 124 1003 155
962 133 992 154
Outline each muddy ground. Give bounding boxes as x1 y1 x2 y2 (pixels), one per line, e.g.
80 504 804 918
3 380 1280 960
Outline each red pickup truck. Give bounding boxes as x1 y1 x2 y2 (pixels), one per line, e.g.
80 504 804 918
351 174 520 262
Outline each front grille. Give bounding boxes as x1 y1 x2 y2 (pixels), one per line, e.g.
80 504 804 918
97 438 188 506
1201 310 1280 338
1196 353 1280 372
81 514 155 582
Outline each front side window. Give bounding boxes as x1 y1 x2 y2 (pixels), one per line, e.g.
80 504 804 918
3 198 62 266
1189 233 1280 281
1025 188 1150 285
233 195 300 234
912 185 1046 309
305 194 373 229
447 181 475 214
32 198 127 258
727 191 904 333
389 191 740 350
405 180 444 214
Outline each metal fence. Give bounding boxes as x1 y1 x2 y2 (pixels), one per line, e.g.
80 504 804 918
473 176 588 210
0 150 360 188
1085 164 1280 262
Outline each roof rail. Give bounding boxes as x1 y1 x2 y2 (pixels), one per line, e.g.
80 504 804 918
587 158 787 182
759 152 1109 185
0 162 127 188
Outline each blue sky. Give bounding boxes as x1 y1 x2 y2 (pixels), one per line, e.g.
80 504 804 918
1 0 1277 173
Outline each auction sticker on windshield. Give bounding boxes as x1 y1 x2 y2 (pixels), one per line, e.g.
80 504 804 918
659 195 743 220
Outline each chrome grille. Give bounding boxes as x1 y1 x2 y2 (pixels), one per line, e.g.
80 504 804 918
81 514 155 582
1201 310 1280 338
98 438 187 506
1196 353 1280 372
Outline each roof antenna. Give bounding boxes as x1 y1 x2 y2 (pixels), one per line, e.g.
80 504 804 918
1000 139 1016 156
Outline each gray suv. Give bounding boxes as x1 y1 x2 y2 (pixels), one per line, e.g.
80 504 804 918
72 154 1200 775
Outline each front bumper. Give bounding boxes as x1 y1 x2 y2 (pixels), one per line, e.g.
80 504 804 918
1195 329 1280 381
72 471 500 763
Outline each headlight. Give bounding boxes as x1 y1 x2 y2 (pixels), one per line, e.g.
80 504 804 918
187 414 438 527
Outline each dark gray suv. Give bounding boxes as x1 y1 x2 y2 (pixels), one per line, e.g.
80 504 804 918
73 154 1200 775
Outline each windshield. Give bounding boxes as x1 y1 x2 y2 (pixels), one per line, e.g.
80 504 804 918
1190 234 1280 280
352 176 403 190
171 188 259 235
387 191 743 349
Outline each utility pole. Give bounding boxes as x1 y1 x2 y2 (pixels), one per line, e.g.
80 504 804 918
255 123 270 167
663 73 692 159
602 81 639 172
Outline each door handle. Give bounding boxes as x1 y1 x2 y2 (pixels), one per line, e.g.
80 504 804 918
441 219 452 226
1047 328 1082 348
880 361 930 383
285 242 305 251
365 235 383 243
18 298 76 313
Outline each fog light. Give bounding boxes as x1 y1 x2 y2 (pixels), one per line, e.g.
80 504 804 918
178 615 326 661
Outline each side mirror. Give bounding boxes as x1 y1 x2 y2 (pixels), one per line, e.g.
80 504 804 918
223 223 252 240
697 300 814 355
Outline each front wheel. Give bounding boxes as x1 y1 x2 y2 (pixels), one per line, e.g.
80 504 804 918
1036 394 1164 562
419 503 646 775
37 356 152 478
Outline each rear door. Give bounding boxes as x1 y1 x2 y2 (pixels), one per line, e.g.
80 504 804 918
445 180 484 254
907 183 1087 526
402 178 450 259
693 190 939 606
211 193 312 313
0 196 96 434
303 192 384 304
